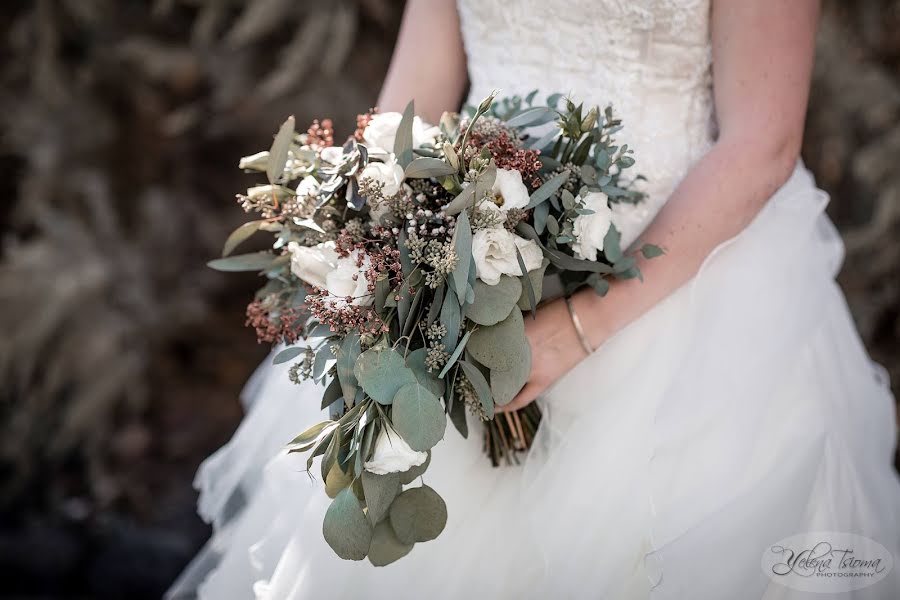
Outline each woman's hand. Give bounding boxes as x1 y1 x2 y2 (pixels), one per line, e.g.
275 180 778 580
496 298 590 412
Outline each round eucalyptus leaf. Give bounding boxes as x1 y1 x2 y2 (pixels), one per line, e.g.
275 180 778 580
368 520 414 567
490 343 532 406
323 488 372 560
389 485 448 545
467 276 522 326
391 383 446 452
467 308 526 371
354 347 417 405
399 451 431 485
406 350 445 399
362 470 401 525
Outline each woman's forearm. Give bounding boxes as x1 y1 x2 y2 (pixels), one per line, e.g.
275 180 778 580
570 137 798 348
376 0 468 122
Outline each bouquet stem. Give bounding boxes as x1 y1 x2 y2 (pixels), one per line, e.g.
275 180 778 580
483 403 542 466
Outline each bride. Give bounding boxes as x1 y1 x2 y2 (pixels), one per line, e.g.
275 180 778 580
169 1 900 598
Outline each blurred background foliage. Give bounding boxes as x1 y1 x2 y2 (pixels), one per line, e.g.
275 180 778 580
0 0 897 597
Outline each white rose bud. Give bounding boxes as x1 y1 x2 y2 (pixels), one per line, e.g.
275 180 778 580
472 227 543 286
571 192 614 261
359 155 405 197
287 241 339 289
362 112 440 156
238 151 269 171
363 427 427 475
323 250 374 306
488 168 530 212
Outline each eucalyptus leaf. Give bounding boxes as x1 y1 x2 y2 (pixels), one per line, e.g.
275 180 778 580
368 520 414 567
451 211 472 301
603 224 623 263
272 346 303 365
391 383 446 452
406 349 445 398
267 116 295 184
321 376 343 410
389 485 448 544
467 307 526 372
640 243 665 259
361 470 401 525
323 488 372 561
458 360 493 418
518 258 549 311
467 276 521 326
207 251 275 272
398 451 431 485
440 287 461 354
394 101 415 167
337 333 361 404
526 171 569 209
438 330 471 378
222 220 263 257
490 343 531 406
505 106 557 128
325 459 355 498
354 347 417 405
404 157 457 179
286 420 335 448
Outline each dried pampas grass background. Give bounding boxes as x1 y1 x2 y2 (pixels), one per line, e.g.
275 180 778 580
0 0 897 597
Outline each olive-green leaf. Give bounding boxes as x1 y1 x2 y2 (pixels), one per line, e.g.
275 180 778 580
440 287 461 354
323 488 372 561
272 346 303 365
391 383 446 452
337 333 361 404
518 258 549 311
394 101 415 167
467 308 526 372
451 210 472 300
389 485 448 544
222 220 263 257
467 276 522 326
398 451 431 485
525 170 569 209
361 470 401 525
368 520 414 567
207 251 275 272
325 459 355 499
404 157 457 179
458 360 493 418
267 115 295 184
490 342 532 406
286 420 335 448
354 347 417 405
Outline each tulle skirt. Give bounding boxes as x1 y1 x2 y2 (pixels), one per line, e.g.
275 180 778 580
168 163 900 599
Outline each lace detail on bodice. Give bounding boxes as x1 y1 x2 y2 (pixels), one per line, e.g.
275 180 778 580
457 0 716 242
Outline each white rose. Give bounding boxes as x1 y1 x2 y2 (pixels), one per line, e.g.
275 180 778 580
324 251 374 306
287 241 339 288
571 192 615 261
363 426 427 475
295 175 319 199
362 112 440 155
472 227 543 286
488 168 530 211
359 155 405 197
319 146 344 165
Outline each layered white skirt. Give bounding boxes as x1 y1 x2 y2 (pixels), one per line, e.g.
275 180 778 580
169 164 900 599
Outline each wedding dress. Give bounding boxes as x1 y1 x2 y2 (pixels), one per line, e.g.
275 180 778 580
168 1 900 598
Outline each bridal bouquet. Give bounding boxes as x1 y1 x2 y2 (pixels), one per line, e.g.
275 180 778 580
210 91 660 565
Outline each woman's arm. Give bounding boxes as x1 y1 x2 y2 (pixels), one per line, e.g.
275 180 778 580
377 0 468 123
502 0 820 410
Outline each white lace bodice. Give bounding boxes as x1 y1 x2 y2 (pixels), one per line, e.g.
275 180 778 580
457 0 716 240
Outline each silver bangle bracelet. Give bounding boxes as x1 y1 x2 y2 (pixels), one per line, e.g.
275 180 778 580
565 296 593 356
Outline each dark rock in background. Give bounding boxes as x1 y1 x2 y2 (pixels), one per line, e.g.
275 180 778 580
0 0 896 597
